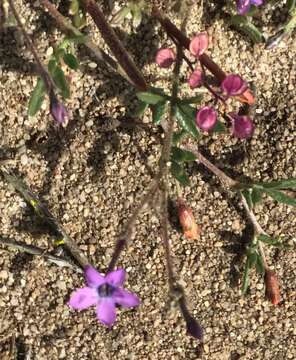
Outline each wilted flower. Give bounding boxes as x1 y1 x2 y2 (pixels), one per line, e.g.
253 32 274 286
221 74 248 97
237 0 264 15
230 113 254 139
49 93 68 124
177 198 200 240
68 266 140 327
189 32 209 57
155 48 176 68
188 68 203 89
196 106 217 131
264 269 280 305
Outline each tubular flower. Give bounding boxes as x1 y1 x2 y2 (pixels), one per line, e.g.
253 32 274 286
155 48 176 68
196 106 217 131
68 266 140 327
237 0 264 15
189 32 209 57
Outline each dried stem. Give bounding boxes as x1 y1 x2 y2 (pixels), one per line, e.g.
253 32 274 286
40 0 123 77
1 167 90 269
8 0 54 92
0 237 83 273
80 0 148 91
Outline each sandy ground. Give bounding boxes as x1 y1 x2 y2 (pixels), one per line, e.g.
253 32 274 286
0 1 295 359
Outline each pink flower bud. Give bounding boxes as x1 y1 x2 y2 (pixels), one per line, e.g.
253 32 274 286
230 113 254 139
196 106 217 131
221 74 248 97
49 94 68 124
189 32 209 57
155 48 176 68
188 68 203 89
265 269 280 305
177 198 200 240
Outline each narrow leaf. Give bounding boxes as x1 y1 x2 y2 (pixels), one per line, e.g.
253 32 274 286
28 78 46 116
241 258 251 294
241 190 253 209
255 178 296 190
255 253 265 274
179 95 203 105
175 104 199 139
264 189 296 207
172 130 187 145
136 91 166 105
48 59 57 74
171 147 196 163
52 67 70 99
171 161 190 186
133 101 148 118
251 187 263 206
151 102 167 124
63 53 79 70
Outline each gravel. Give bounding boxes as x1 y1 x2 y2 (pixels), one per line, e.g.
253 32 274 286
0 1 295 359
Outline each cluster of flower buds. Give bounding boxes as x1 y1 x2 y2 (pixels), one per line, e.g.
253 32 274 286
155 32 255 139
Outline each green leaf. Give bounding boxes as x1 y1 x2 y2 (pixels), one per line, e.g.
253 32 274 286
171 147 196 163
251 187 263 206
212 120 226 134
150 102 167 124
131 4 142 27
174 104 199 139
52 67 70 99
255 253 265 274
172 130 188 145
264 189 296 207
241 189 253 208
171 161 190 186
179 95 203 105
229 15 264 43
133 101 148 118
64 33 87 44
54 47 66 61
73 11 87 29
69 0 79 15
241 257 251 294
63 53 79 70
255 178 296 190
136 91 166 105
48 59 57 74
287 0 296 14
257 234 291 248
28 78 46 116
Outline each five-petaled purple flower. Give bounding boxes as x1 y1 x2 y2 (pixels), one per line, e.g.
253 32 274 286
68 266 140 327
237 0 264 15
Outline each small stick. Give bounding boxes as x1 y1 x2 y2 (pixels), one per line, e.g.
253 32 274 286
0 237 83 273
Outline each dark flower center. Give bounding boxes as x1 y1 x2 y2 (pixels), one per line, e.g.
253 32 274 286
98 283 115 297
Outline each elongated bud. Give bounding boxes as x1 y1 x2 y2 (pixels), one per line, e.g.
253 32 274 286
177 198 200 240
265 269 280 305
155 48 176 68
49 91 69 124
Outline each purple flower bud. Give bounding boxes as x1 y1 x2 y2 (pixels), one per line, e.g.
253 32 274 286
155 48 176 68
189 32 209 57
188 68 203 89
237 0 264 15
221 74 248 97
230 113 254 139
50 96 68 124
196 106 217 131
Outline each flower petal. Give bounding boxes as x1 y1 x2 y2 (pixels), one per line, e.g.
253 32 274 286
96 299 116 327
105 268 126 287
85 266 105 287
113 288 140 308
68 287 97 310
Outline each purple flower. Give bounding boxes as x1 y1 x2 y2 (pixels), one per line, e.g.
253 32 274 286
189 32 209 58
49 94 68 124
196 106 217 131
221 74 248 97
230 113 254 139
68 266 140 327
237 0 264 15
155 48 176 68
188 68 203 89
